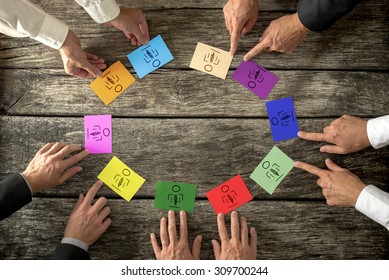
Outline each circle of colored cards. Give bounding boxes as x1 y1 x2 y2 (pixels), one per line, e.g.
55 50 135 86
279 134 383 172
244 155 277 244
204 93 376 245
86 34 299 215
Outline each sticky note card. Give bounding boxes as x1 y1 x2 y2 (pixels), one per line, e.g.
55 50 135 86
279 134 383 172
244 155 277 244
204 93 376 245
189 42 232 79
232 60 279 99
250 146 294 195
84 115 112 154
154 181 197 212
90 61 135 106
266 96 299 142
98 156 145 201
127 35 174 79
206 175 253 215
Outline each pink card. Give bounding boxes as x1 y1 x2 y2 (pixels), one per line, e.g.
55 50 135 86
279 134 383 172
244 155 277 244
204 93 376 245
206 174 253 214
232 60 279 99
84 115 112 154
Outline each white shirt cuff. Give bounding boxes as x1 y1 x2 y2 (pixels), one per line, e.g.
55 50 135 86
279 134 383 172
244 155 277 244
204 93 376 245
33 14 69 49
355 185 389 231
75 0 120 23
367 115 389 149
61 237 89 252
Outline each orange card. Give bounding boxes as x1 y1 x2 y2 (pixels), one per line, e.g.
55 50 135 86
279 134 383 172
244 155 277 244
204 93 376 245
90 61 135 105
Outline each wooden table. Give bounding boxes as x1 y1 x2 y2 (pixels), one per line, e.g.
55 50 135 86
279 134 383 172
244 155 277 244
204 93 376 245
0 0 388 260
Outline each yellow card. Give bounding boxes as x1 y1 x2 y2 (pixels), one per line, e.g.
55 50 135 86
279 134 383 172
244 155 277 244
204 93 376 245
189 42 233 79
90 61 135 106
97 156 146 201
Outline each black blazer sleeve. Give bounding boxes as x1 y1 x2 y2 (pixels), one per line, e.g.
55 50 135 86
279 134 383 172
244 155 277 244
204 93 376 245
0 172 32 220
297 0 363 31
53 243 91 260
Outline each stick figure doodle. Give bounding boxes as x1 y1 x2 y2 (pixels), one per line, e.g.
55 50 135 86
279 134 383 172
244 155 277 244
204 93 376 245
262 161 284 182
112 168 131 192
247 65 266 89
141 45 161 68
167 185 184 208
221 185 238 208
271 110 295 127
203 48 221 72
103 71 123 93
87 125 111 142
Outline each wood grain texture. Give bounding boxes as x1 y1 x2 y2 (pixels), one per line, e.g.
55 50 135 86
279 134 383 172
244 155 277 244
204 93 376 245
1 116 388 199
0 2 388 70
1 69 388 117
0 199 388 260
0 0 388 261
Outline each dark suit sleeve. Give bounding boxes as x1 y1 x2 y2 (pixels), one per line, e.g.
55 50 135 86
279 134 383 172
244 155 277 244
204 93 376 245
0 172 32 220
53 243 91 260
297 0 363 31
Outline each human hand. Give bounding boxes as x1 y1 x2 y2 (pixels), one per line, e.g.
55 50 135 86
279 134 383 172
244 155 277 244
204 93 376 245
21 142 89 193
294 159 366 207
150 210 202 260
243 13 308 61
211 211 257 260
223 0 259 55
298 115 370 154
107 8 150 46
59 29 106 78
64 180 111 245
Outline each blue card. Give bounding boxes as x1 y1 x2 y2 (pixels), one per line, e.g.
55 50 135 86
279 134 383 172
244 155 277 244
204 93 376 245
265 97 298 142
127 35 174 79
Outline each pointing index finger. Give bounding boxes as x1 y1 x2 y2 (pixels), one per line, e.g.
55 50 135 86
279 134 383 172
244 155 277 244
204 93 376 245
84 180 104 205
294 161 326 178
298 131 327 142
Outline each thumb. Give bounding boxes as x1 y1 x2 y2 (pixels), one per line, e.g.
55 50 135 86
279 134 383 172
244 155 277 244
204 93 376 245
132 27 149 46
80 56 102 78
211 239 221 260
325 158 345 172
191 235 202 260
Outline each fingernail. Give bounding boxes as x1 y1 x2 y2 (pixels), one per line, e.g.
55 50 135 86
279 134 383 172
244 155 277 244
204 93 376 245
297 131 302 137
77 166 83 172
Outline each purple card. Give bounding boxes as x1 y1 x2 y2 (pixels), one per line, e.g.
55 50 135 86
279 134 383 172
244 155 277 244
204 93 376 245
84 115 112 154
232 60 279 99
265 97 298 142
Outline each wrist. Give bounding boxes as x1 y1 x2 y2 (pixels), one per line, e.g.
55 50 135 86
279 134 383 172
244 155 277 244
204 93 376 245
294 12 310 34
21 171 38 193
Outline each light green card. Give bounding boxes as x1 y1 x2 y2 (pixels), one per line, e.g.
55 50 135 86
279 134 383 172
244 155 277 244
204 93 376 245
250 146 294 195
154 181 197 212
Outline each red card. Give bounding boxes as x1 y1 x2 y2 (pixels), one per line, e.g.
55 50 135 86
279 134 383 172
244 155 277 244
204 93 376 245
206 174 253 214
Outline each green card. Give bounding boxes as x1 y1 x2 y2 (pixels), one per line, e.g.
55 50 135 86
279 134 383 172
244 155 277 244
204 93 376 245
250 146 294 195
154 181 197 212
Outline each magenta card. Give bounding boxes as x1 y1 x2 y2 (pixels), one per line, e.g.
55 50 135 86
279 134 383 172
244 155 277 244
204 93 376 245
232 60 279 99
84 115 112 154
206 174 253 215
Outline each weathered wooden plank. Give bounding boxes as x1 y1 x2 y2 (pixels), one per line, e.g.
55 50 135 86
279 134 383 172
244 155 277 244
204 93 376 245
0 199 387 260
1 69 387 117
0 3 388 70
1 116 388 199
37 0 296 11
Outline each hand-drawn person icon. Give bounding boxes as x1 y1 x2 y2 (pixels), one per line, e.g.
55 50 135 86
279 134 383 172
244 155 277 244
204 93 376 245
271 110 295 127
103 71 123 93
112 168 131 191
142 45 161 67
221 185 238 208
203 48 221 72
262 161 284 182
167 185 183 208
87 125 111 141
247 65 266 89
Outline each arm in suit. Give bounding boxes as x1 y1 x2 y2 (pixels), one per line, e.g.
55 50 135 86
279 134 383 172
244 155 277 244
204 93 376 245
297 0 363 31
0 173 32 221
53 243 90 260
